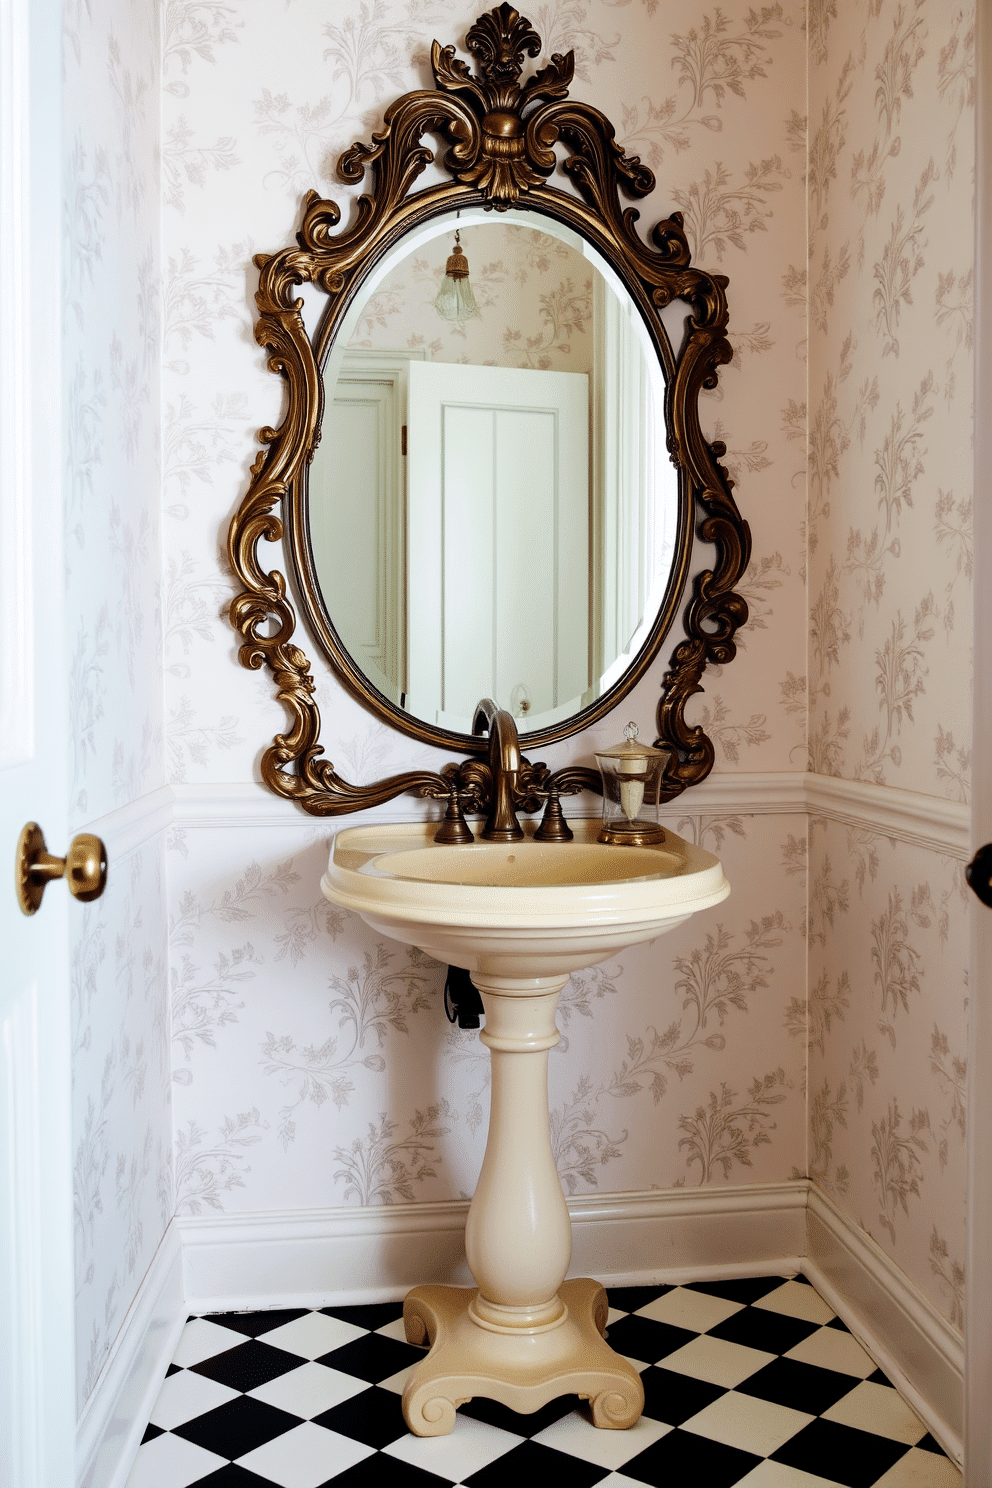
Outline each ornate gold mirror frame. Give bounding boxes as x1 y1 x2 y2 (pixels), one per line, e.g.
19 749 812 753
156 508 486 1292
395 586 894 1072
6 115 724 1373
227 3 751 819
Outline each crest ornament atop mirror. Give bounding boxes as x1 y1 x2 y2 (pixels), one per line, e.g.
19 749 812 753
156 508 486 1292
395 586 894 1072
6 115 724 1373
228 3 751 820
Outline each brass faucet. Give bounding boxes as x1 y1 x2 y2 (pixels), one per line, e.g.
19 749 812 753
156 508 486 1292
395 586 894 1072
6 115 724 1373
472 698 524 841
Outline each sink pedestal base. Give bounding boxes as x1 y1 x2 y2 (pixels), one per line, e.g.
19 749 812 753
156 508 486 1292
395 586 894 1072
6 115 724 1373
397 970 645 1438
401 1278 644 1436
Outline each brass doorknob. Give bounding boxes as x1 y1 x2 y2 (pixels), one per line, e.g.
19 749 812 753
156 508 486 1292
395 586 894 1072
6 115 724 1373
15 823 107 916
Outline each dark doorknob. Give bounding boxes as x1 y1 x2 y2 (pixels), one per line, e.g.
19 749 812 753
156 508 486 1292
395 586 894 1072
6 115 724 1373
967 843 992 908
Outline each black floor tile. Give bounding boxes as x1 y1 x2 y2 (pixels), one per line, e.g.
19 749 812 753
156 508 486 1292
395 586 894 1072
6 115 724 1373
139 1421 164 1443
685 1275 788 1306
640 1363 725 1425
191 1467 278 1487
735 1354 862 1413
319 1457 451 1487
707 1303 820 1354
312 1387 409 1449
621 1426 762 1487
603 1312 696 1363
172 1395 300 1458
190 1339 304 1392
462 1439 609 1486
771 1417 911 1486
320 1302 406 1332
316 1332 427 1383
208 1308 309 1339
917 1431 946 1453
608 1284 674 1313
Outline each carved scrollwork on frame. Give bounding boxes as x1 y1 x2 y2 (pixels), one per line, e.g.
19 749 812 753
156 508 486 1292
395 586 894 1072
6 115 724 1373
227 2 751 819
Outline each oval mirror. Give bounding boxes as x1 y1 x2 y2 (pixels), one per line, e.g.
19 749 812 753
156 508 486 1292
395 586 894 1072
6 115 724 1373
228 5 750 818
303 207 688 744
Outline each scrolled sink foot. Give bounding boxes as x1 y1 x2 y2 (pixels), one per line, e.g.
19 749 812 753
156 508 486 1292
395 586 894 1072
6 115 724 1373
399 1279 644 1437
589 1383 644 1431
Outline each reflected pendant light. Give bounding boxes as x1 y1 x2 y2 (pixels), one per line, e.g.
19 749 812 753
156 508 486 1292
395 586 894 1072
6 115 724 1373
434 229 480 324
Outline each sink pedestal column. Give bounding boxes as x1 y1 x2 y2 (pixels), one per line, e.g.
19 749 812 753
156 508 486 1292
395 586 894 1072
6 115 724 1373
401 972 644 1437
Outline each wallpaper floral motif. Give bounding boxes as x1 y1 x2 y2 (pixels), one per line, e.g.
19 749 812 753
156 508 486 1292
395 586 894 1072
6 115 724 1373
806 0 973 1324
347 223 594 373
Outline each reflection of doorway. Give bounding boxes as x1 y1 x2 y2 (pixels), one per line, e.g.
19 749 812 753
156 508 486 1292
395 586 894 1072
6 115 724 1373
406 360 589 726
592 276 676 691
308 349 423 705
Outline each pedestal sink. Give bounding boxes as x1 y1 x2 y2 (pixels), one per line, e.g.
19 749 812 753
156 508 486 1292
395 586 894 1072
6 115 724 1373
322 818 729 1436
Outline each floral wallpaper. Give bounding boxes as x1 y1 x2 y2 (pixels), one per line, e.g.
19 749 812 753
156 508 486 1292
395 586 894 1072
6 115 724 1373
347 222 594 373
63 0 978 1426
63 0 171 1418
806 0 973 1324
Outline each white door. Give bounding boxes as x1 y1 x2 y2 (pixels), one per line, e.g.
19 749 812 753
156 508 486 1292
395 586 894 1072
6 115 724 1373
407 360 589 726
0 2 75 1484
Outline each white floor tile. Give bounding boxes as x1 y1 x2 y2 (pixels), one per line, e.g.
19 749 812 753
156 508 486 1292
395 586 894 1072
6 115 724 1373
378 1361 419 1394
596 1475 653 1487
383 1412 522 1480
636 1286 743 1333
821 1379 929 1445
236 1421 374 1487
871 1447 963 1486
784 1326 877 1379
147 1369 240 1430
124 1432 227 1488
247 1360 369 1418
753 1281 835 1326
658 1333 777 1389
733 1460 846 1487
532 1407 670 1469
681 1390 815 1457
375 1316 414 1342
607 1307 627 1326
170 1317 247 1368
256 1311 368 1358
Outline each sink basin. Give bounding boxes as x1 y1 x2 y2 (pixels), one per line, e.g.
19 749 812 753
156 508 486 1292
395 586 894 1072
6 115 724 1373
322 818 729 979
320 815 730 1438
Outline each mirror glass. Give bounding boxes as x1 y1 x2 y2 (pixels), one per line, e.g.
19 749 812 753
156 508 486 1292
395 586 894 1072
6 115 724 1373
306 208 680 738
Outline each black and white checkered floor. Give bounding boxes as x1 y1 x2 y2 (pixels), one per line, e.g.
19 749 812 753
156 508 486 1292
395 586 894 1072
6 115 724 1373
127 1275 960 1487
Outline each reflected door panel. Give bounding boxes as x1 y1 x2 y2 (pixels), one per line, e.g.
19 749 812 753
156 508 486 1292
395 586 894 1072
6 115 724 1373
407 361 589 725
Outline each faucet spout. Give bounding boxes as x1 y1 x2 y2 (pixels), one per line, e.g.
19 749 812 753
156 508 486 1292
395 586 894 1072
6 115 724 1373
473 698 524 842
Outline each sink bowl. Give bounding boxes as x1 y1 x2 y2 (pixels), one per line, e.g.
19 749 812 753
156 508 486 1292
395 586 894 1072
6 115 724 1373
322 818 729 978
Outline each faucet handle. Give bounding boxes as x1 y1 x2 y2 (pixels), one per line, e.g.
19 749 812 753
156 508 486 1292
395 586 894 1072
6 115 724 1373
434 785 474 845
534 786 573 842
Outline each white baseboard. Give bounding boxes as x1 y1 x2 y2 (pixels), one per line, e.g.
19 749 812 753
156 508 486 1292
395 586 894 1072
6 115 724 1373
76 1224 186 1488
178 1182 807 1313
805 1183 964 1465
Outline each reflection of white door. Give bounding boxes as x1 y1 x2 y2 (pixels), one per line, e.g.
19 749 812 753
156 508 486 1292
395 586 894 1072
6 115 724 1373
310 351 418 704
0 3 75 1482
592 276 676 686
406 361 589 725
